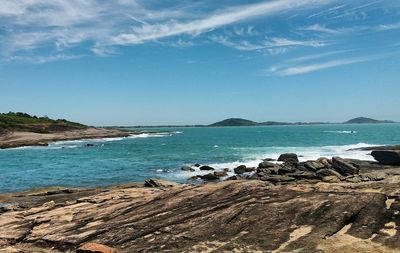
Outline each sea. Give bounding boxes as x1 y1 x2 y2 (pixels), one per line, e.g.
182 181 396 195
1 123 400 193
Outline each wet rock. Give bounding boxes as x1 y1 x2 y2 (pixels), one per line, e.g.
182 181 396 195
77 243 118 253
277 153 299 164
258 161 275 169
84 143 96 148
181 166 195 172
199 165 215 171
234 165 255 174
144 178 179 188
223 168 230 172
371 150 400 165
193 163 201 167
332 157 359 176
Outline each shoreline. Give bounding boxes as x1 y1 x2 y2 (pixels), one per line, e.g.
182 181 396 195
0 127 141 149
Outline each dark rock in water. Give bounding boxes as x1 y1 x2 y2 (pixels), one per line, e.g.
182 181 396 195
214 171 228 177
84 143 95 147
188 176 200 181
234 165 255 174
193 163 201 167
258 161 275 169
316 169 343 180
223 168 230 172
371 150 400 165
199 173 218 181
199 165 215 171
144 178 179 188
332 157 359 176
304 161 325 171
277 153 299 164
181 166 195 172
263 158 276 162
199 171 228 181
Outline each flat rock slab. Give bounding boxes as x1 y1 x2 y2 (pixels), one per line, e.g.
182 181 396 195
0 181 400 252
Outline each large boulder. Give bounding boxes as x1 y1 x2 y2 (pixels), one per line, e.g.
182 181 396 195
181 166 195 172
234 165 255 174
371 150 400 165
258 161 275 169
304 161 325 171
332 157 359 176
277 153 299 164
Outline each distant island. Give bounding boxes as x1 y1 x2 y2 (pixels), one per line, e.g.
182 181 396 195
344 117 396 124
209 117 396 127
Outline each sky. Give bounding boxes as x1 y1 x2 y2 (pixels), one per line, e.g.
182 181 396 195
0 0 399 126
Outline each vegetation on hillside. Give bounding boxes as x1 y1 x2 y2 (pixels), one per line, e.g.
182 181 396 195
0 112 87 133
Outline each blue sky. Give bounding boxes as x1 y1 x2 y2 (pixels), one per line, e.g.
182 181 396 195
0 0 399 125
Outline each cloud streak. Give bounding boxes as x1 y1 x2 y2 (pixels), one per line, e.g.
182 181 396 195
113 0 330 45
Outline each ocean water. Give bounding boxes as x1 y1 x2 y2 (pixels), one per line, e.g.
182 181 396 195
1 124 400 193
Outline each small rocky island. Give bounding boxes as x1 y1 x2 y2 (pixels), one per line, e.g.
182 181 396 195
1 148 400 252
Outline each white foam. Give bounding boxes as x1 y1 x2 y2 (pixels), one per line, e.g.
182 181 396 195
324 130 357 134
172 142 381 180
128 132 174 138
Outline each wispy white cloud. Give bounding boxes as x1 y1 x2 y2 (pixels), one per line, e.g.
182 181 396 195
112 0 332 45
266 54 389 76
210 35 326 54
274 58 364 76
375 22 400 32
287 50 352 62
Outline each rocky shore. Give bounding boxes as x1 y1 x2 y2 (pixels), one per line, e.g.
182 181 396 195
0 127 138 149
1 149 400 252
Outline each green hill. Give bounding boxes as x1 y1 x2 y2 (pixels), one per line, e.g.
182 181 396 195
0 112 87 133
209 118 258 127
345 117 396 124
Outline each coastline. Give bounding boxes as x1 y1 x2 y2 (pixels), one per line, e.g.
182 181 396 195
0 127 138 149
1 172 400 252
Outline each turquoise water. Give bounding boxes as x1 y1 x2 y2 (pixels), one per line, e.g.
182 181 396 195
1 124 400 193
